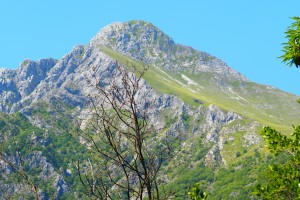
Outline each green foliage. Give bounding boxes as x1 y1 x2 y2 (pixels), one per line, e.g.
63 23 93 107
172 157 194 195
211 155 268 200
253 16 300 199
0 111 89 198
279 16 300 68
254 125 300 199
187 182 208 200
164 162 213 199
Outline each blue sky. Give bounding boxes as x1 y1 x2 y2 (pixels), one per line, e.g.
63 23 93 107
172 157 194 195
1 1 300 95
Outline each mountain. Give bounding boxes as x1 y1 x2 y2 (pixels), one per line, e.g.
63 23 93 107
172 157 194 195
0 20 299 199
1 20 299 129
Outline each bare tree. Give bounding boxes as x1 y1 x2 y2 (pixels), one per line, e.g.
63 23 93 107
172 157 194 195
77 62 178 199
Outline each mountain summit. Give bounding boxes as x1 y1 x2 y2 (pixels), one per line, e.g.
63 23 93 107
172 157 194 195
90 20 176 59
90 20 247 80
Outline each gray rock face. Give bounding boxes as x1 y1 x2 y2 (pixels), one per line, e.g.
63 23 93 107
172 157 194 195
15 58 58 96
205 104 240 129
0 58 57 113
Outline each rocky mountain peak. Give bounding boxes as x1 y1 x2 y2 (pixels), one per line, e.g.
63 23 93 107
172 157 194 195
86 19 174 51
89 20 247 82
89 20 175 61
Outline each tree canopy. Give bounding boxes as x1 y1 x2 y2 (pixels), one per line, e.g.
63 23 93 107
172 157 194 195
254 126 300 199
279 17 300 68
254 16 300 199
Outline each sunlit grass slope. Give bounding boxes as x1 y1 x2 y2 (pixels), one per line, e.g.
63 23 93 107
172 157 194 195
100 46 300 131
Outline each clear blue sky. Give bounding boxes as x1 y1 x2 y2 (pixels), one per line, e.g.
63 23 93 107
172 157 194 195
1 1 300 95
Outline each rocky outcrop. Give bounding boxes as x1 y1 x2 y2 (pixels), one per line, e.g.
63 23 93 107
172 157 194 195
0 58 57 113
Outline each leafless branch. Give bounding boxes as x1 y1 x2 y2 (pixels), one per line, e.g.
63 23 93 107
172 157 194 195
77 61 178 199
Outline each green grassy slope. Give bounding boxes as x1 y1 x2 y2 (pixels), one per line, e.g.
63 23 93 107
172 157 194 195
100 46 300 131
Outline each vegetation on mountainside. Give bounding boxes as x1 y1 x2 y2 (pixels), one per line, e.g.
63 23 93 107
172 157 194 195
0 110 271 199
254 16 300 199
0 113 40 199
254 126 300 199
187 182 208 200
0 111 88 199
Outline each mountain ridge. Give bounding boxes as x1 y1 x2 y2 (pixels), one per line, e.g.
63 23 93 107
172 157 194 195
1 20 298 130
